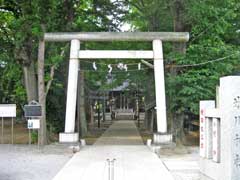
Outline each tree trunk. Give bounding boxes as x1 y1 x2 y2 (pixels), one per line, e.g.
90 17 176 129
77 71 87 137
173 113 185 146
38 40 47 145
173 0 186 53
23 62 38 102
171 0 186 145
90 104 94 125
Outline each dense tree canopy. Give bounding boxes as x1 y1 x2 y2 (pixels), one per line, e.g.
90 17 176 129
0 0 239 141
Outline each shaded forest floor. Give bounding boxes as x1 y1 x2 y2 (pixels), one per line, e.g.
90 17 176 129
0 119 114 145
0 119 199 147
0 120 29 144
136 120 199 146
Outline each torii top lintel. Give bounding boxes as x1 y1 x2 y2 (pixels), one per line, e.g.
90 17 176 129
44 32 189 42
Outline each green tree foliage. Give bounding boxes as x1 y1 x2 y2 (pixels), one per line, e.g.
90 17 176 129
0 0 240 137
127 0 240 114
0 2 26 111
168 0 240 114
0 0 130 132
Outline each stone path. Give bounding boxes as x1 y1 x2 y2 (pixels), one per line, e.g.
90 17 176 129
163 158 204 180
53 120 174 180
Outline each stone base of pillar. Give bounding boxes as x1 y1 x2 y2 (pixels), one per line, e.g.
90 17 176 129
149 133 175 153
59 132 79 143
153 133 172 144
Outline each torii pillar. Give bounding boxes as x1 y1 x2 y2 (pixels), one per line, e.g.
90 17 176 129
153 40 167 133
59 39 80 143
152 39 172 144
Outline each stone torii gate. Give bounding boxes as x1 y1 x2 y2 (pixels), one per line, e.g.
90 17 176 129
43 32 189 143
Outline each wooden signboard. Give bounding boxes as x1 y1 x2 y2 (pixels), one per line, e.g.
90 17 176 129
24 105 42 117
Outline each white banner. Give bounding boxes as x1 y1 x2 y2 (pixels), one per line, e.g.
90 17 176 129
0 104 16 117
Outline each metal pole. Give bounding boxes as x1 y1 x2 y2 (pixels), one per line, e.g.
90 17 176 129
29 128 31 145
137 75 140 127
38 129 40 149
107 159 110 180
103 95 106 122
123 94 125 109
1 117 3 144
120 93 122 109
111 159 116 180
97 101 100 128
11 117 14 144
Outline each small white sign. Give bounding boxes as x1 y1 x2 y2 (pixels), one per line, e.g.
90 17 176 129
28 119 40 129
0 104 16 117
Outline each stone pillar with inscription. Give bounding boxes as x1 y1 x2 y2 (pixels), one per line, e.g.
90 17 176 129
220 76 240 180
200 76 240 180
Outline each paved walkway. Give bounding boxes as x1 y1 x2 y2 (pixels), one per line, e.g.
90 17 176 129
53 120 174 180
161 148 212 180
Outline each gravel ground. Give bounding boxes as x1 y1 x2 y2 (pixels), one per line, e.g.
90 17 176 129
0 144 73 180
